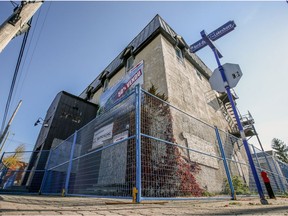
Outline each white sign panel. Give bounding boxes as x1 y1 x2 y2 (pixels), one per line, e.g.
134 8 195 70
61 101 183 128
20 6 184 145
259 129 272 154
209 63 242 93
92 123 114 149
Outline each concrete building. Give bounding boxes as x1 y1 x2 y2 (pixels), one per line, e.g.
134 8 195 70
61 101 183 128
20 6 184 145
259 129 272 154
76 14 248 194
80 14 234 130
23 91 98 192
15 14 251 197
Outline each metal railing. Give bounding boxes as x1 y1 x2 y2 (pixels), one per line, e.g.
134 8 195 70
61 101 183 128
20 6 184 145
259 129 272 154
3 85 287 201
40 85 288 201
0 150 49 192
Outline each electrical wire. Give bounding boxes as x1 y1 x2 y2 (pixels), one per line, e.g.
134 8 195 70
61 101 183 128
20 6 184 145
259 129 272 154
0 18 33 134
13 1 52 107
11 6 42 107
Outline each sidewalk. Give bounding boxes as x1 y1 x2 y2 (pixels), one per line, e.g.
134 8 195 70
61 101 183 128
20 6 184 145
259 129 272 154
0 195 288 215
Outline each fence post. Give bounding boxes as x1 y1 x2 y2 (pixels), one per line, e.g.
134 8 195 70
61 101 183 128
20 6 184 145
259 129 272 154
39 150 53 194
215 127 236 200
270 155 286 193
251 145 262 170
251 124 279 189
64 130 78 196
276 161 288 192
0 152 6 184
260 149 280 191
135 84 142 203
0 152 5 164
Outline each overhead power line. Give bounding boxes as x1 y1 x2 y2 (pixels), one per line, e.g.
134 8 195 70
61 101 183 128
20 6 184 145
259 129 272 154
1 18 32 134
15 1 53 104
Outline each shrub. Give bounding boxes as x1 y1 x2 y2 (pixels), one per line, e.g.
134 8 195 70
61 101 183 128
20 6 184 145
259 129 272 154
224 176 250 195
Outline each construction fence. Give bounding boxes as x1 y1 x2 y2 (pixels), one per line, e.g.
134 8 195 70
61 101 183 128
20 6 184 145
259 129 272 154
0 150 49 192
1 85 287 201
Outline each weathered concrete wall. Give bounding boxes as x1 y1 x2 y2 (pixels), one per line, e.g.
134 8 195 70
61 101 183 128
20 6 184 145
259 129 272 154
90 34 167 103
136 35 168 95
161 36 228 130
160 35 232 193
86 33 249 194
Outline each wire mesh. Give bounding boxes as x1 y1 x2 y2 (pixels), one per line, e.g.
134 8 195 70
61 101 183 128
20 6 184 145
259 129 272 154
46 135 74 170
41 163 68 194
216 129 258 196
0 150 49 191
41 135 74 194
277 160 288 192
68 138 135 197
250 145 287 194
140 90 231 198
36 86 288 200
42 92 136 197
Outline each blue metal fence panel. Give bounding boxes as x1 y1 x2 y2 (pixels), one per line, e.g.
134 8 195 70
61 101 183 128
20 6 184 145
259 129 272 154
65 91 136 197
140 89 232 199
217 128 259 196
41 135 74 194
251 145 287 194
32 85 287 202
0 150 49 192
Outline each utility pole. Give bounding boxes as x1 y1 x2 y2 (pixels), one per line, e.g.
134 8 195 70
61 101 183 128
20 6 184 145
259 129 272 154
0 131 10 154
0 0 43 53
0 100 22 146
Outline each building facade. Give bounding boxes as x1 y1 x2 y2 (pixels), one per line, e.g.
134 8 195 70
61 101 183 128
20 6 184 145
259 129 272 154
80 14 232 131
23 91 98 192
76 14 248 194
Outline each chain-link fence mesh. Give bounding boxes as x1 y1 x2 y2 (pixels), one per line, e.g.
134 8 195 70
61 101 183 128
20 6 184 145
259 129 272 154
6 86 288 200
277 160 288 192
41 91 136 197
217 130 259 196
0 150 49 191
41 134 74 194
140 90 231 198
250 145 287 194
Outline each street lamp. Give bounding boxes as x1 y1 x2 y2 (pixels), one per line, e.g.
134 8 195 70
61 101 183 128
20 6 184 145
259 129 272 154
34 117 48 127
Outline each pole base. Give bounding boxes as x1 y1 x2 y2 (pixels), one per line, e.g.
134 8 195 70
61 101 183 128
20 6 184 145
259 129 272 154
260 198 269 205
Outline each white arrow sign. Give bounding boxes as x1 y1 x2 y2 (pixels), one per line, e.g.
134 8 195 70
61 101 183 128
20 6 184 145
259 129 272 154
209 63 242 93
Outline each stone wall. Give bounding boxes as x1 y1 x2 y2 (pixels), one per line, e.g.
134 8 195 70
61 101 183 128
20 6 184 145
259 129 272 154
160 35 232 193
88 33 249 194
90 34 168 104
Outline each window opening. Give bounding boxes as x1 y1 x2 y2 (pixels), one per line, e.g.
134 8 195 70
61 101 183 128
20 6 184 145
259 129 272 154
175 47 183 60
126 56 134 72
102 78 109 92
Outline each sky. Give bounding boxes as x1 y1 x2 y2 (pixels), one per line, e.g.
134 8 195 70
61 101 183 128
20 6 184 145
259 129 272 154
0 1 288 154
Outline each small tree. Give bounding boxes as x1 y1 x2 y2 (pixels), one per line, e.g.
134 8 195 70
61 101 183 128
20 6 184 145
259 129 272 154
3 144 25 169
271 138 288 164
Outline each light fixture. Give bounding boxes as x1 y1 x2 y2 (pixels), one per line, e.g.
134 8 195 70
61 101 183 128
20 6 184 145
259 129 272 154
34 117 49 127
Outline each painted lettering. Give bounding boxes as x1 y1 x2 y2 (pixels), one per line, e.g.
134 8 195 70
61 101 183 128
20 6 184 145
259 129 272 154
117 69 142 98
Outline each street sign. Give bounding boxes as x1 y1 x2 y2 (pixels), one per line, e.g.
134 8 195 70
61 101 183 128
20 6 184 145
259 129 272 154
190 21 267 203
190 21 236 53
209 63 242 93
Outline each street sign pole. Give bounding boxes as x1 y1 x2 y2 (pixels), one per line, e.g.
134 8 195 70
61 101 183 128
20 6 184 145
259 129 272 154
191 25 268 204
212 48 267 204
